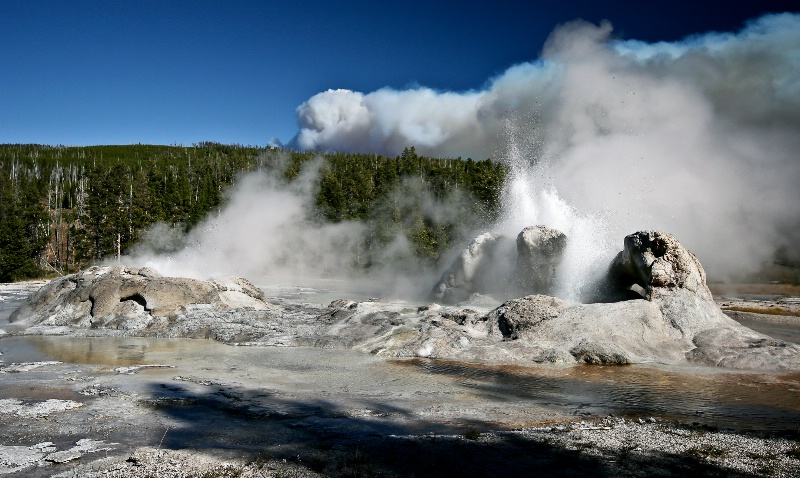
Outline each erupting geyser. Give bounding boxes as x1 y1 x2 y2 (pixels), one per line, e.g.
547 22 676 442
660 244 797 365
292 14 800 284
490 117 615 302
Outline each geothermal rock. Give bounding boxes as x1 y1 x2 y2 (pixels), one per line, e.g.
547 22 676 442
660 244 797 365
603 230 739 339
430 225 566 304
395 231 800 370
431 233 515 304
476 295 694 365
488 294 570 340
361 229 800 369
10 265 275 340
607 230 711 301
514 225 567 295
467 231 800 369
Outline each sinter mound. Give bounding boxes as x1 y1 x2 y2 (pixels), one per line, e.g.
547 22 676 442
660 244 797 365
10 231 800 370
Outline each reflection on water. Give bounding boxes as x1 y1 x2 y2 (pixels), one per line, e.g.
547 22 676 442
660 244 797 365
391 359 800 433
258 278 391 305
0 336 207 367
3 284 800 434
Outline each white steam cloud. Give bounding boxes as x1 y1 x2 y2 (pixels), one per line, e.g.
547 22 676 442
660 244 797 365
126 14 800 300
292 14 800 280
126 156 481 299
129 160 365 284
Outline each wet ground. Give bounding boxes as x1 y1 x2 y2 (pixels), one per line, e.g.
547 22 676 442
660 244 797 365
2 282 800 476
3 334 799 433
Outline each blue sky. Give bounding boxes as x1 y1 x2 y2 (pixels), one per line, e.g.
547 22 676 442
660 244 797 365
1 0 797 147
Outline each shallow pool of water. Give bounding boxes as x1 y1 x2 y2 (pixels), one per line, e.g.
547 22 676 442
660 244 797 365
2 283 800 434
390 359 800 432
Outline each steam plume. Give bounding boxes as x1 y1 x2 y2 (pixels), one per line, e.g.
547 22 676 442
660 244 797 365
292 14 800 280
129 159 365 283
128 14 800 299
126 156 483 299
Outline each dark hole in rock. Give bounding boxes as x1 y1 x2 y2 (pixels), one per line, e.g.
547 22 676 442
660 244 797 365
585 282 646 304
120 293 148 310
652 238 668 257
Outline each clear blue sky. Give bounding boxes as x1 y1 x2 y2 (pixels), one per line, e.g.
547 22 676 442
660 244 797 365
1 0 796 147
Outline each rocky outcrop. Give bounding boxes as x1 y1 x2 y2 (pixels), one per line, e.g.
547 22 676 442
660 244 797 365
468 294 728 365
514 226 567 295
607 230 711 301
430 233 515 303
488 294 570 340
431 225 566 304
413 231 800 369
468 232 800 369
10 266 275 339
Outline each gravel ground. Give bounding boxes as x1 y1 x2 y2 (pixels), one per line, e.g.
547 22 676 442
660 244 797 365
25 417 800 478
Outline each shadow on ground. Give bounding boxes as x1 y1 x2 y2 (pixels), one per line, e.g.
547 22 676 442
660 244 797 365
139 378 774 477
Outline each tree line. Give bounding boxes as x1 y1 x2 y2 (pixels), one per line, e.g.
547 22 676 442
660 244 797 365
0 143 506 282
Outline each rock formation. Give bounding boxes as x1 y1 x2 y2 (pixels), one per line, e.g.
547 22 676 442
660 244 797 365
607 230 711 301
431 225 566 304
10 265 277 341
514 225 567 295
474 231 800 368
430 233 515 303
412 230 800 369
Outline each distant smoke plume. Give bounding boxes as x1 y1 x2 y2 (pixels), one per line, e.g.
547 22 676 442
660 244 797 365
292 14 800 281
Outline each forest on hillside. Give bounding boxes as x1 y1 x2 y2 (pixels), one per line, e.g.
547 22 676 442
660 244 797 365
0 143 505 282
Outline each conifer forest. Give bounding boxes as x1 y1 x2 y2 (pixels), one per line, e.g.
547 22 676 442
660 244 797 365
0 143 505 282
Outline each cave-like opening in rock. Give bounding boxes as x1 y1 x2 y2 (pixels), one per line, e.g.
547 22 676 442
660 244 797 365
120 293 149 310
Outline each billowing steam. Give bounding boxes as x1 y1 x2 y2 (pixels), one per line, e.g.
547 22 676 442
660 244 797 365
292 14 800 281
126 156 482 299
129 160 364 282
128 14 800 301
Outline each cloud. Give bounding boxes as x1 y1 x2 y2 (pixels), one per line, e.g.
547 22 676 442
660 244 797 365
290 13 800 281
294 87 486 157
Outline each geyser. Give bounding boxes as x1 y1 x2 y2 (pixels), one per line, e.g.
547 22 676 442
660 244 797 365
493 116 615 302
127 14 800 296
291 13 800 282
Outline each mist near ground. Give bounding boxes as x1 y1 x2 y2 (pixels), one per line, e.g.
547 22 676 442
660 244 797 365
291 14 800 283
128 160 366 284
127 14 800 301
125 157 485 300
